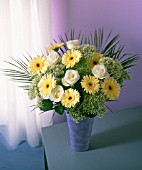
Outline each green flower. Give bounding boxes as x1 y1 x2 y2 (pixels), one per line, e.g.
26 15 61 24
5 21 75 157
99 57 131 85
67 91 107 122
75 44 97 57
28 75 41 99
47 62 66 78
73 45 97 76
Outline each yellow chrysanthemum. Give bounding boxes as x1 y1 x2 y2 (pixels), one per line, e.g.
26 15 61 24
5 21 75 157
38 74 56 97
46 43 64 51
62 50 82 68
28 56 48 75
81 75 100 94
88 52 103 69
61 88 80 108
101 77 120 100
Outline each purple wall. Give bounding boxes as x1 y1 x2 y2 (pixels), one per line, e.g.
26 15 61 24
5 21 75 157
51 0 142 120
68 0 142 111
51 0 70 40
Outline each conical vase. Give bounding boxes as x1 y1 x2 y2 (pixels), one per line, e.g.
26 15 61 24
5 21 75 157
66 113 94 152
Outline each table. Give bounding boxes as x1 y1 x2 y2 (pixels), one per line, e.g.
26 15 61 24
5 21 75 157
42 106 142 170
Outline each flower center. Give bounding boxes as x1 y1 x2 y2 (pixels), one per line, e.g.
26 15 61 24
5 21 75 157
46 84 49 88
36 63 40 67
72 74 75 78
54 93 59 99
108 86 112 90
93 61 97 65
68 96 72 100
89 82 92 86
69 54 76 61
70 57 74 60
54 90 61 99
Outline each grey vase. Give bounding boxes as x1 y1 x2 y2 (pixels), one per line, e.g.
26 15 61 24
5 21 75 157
66 113 94 152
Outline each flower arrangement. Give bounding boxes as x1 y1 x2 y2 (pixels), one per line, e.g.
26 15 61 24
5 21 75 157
2 29 138 122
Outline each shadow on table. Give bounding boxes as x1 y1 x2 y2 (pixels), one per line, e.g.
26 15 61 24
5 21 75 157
89 119 142 150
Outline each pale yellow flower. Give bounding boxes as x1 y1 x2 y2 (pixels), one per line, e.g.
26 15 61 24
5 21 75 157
50 85 64 102
62 69 80 86
28 56 48 75
81 75 100 94
47 52 60 67
62 50 82 68
46 43 64 51
66 40 79 49
61 88 80 108
92 64 109 79
101 77 120 100
38 74 56 98
88 52 103 69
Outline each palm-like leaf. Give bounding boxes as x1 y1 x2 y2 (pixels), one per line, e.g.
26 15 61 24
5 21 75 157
86 28 139 69
1 55 32 90
56 28 139 69
1 29 139 91
53 29 84 55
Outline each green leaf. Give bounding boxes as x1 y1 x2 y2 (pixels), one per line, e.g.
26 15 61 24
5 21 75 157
39 99 53 112
53 29 139 70
55 103 64 115
55 30 83 55
1 54 32 90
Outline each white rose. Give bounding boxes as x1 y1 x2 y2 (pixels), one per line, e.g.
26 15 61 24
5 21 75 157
47 52 60 67
62 69 80 86
66 40 79 49
50 85 64 102
92 64 109 79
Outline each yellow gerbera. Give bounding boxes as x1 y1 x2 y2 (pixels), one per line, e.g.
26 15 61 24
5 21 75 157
38 74 56 97
46 43 64 51
88 52 103 69
62 50 82 68
101 77 120 100
81 75 100 94
61 88 80 108
28 55 48 75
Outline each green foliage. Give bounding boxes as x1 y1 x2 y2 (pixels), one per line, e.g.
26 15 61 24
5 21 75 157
1 55 32 90
1 29 139 122
37 98 53 112
67 91 107 122
47 62 66 79
75 44 97 56
54 29 83 55
28 75 41 99
72 45 97 77
57 28 139 70
55 103 64 115
99 57 130 86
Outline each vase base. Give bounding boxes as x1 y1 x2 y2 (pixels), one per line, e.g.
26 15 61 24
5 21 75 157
71 146 89 152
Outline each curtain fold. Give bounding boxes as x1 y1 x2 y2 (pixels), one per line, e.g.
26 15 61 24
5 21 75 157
0 0 53 148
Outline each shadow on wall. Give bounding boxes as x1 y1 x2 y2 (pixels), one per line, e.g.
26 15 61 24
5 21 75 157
53 112 67 124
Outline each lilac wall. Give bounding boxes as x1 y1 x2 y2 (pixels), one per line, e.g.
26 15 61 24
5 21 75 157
68 0 142 111
51 0 70 40
51 0 142 118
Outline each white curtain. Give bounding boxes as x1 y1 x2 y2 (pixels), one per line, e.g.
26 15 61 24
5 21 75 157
0 0 53 148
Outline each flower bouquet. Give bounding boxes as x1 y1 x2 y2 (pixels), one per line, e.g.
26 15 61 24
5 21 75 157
2 29 138 151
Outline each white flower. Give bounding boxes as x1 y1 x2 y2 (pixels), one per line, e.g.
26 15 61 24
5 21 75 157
62 78 70 87
66 40 79 49
47 52 60 67
62 69 80 86
50 85 64 102
92 64 109 79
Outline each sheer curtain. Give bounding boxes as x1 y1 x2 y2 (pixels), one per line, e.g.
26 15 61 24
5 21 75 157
0 0 53 148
